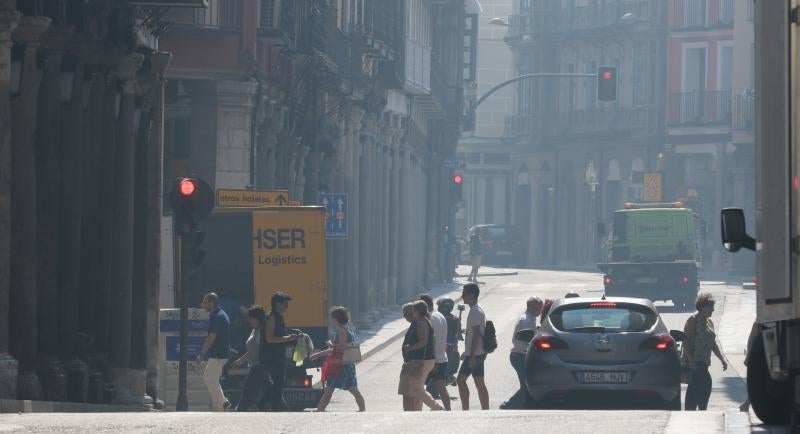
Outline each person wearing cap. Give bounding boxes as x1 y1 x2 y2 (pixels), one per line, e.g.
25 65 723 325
262 291 300 411
500 296 543 410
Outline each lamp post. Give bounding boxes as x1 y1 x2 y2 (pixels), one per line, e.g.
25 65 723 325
586 160 599 263
10 42 22 96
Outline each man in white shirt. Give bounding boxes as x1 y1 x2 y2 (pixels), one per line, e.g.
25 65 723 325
420 294 451 410
500 297 543 410
456 283 489 410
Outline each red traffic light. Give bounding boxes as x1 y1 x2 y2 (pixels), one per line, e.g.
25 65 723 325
179 179 197 196
603 71 613 80
453 174 463 184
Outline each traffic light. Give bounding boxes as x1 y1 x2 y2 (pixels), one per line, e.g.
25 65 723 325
451 173 463 203
187 230 207 267
597 66 617 102
169 177 214 235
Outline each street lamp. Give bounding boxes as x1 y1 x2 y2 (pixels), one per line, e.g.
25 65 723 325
585 160 599 192
488 17 509 27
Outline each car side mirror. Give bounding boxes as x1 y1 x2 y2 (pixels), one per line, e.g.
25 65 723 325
721 208 756 252
670 329 687 342
515 329 535 342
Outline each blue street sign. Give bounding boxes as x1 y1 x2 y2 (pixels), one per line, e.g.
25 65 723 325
165 335 206 361
442 158 456 169
318 193 348 239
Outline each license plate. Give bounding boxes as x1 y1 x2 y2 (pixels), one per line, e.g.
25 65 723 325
283 388 322 406
578 371 630 384
496 250 512 255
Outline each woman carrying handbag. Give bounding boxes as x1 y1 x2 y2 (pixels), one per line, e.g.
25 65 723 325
310 306 366 412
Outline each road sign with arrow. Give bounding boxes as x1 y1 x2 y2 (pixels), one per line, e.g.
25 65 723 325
216 189 291 208
318 193 348 239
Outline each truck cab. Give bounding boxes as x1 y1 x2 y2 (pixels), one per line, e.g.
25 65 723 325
599 202 699 309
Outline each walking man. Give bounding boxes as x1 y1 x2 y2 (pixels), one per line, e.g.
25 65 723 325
197 292 231 411
262 291 300 411
467 231 482 282
420 294 451 410
457 283 489 410
501 297 543 409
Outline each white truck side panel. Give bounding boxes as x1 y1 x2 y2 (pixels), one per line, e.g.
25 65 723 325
756 0 800 322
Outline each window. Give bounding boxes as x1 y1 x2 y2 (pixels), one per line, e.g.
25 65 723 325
549 303 658 333
171 118 191 159
683 46 707 92
718 45 733 91
484 153 511 164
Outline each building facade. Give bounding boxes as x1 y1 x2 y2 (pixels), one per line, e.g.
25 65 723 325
505 0 668 267
158 0 474 321
664 0 754 274
0 0 180 407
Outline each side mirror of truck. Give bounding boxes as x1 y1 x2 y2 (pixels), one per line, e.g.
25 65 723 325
515 329 535 342
721 208 756 252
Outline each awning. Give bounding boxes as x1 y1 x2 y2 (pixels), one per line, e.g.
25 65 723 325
465 0 483 15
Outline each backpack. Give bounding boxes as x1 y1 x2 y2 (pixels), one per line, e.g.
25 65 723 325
483 320 498 353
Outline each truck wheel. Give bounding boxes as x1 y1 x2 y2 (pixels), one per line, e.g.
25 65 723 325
748 332 792 425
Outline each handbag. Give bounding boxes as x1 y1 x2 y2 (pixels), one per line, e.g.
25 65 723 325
342 342 362 364
321 351 343 381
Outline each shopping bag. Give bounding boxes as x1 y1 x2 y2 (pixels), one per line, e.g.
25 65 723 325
321 351 343 381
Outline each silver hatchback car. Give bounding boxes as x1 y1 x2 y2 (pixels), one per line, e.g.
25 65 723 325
520 296 682 409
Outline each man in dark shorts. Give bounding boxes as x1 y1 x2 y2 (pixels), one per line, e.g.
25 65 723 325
457 283 489 410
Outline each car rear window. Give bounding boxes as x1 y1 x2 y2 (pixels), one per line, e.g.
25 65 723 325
548 302 657 333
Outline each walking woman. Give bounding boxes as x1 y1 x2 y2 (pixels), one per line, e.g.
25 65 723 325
682 292 728 411
232 306 271 411
398 303 417 410
402 300 444 411
310 306 366 412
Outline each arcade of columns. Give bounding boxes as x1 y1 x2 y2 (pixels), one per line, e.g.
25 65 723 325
0 5 169 404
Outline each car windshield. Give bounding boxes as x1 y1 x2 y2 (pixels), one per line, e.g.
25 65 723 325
549 302 657 333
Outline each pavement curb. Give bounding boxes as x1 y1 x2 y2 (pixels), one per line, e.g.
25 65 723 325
0 398 153 413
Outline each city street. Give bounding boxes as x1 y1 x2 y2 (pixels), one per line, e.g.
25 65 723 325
0 267 783 433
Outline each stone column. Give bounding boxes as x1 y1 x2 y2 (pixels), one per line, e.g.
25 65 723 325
108 53 144 403
144 52 170 407
58 35 92 402
377 117 390 311
345 107 363 313
36 25 74 402
387 121 402 305
396 148 410 300
0 0 19 400
357 114 375 321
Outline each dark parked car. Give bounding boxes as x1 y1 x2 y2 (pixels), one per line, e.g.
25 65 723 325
460 224 527 267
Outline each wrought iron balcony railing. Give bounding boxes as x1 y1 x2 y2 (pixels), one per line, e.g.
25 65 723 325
667 90 732 126
165 0 242 30
670 0 734 30
733 92 754 131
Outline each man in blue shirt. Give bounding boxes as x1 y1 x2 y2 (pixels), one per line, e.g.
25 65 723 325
197 292 231 411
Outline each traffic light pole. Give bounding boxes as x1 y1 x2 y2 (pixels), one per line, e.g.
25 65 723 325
469 72 596 114
175 227 188 411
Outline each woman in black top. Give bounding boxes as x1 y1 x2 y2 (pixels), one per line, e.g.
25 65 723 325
262 291 299 411
401 300 443 411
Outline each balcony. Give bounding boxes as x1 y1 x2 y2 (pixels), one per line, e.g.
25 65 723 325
505 107 657 142
508 0 661 38
351 0 399 61
671 0 734 30
311 3 363 87
733 92 754 131
667 90 732 126
164 0 242 30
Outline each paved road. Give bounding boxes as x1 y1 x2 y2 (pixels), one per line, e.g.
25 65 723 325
323 268 749 413
0 268 786 433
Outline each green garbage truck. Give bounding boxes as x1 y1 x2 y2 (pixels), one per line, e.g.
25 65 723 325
597 202 700 309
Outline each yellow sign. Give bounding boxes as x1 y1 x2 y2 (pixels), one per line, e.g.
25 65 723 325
252 209 327 327
216 189 290 207
643 173 662 202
